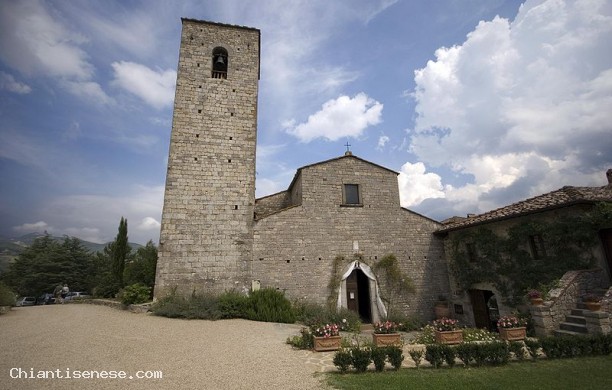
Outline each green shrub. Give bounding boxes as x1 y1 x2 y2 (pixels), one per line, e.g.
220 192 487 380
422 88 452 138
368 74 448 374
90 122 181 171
371 346 387 372
286 327 314 350
119 283 151 305
333 350 352 373
186 292 222 320
473 343 488 366
351 347 372 373
294 300 331 326
218 290 249 319
387 346 405 370
484 341 510 365
540 336 564 359
0 282 16 307
590 333 612 355
151 293 190 318
408 349 424 369
425 344 445 368
456 343 477 366
151 290 222 320
441 344 456 368
245 288 295 323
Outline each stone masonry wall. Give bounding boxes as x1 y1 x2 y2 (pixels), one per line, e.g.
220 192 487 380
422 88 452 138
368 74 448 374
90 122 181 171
252 156 450 322
155 20 260 298
254 191 292 219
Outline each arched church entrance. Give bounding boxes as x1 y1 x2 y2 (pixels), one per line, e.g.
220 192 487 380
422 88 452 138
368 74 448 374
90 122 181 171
337 260 387 324
346 268 372 323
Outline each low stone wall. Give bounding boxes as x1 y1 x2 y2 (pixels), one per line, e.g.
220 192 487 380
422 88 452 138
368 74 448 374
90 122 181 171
531 268 609 337
70 299 151 313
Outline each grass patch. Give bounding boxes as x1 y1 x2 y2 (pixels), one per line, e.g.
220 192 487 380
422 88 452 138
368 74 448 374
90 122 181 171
327 355 612 390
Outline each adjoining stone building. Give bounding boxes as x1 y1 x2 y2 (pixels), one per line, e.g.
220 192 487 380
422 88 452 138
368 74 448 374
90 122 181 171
154 18 450 323
436 172 612 334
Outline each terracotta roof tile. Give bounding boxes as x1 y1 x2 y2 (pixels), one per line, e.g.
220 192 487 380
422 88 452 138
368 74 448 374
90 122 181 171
438 184 612 233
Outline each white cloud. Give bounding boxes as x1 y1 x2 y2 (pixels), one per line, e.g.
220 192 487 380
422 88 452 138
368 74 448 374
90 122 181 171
398 162 445 207
111 61 176 109
62 80 114 106
285 93 383 142
13 221 51 233
0 71 31 94
409 0 612 215
0 0 93 80
377 135 390 150
137 217 161 231
10 185 165 244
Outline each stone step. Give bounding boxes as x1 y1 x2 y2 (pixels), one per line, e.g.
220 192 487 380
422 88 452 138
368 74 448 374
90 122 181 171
564 315 586 325
571 308 587 316
360 323 374 331
554 329 587 337
559 321 588 334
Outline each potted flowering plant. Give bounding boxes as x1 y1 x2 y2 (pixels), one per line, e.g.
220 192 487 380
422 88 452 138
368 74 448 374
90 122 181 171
527 289 543 306
311 323 341 352
583 294 602 311
372 320 402 346
432 317 462 345
497 315 527 341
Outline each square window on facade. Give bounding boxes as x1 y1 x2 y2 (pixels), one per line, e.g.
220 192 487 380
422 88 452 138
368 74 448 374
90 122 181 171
529 234 547 259
343 184 360 205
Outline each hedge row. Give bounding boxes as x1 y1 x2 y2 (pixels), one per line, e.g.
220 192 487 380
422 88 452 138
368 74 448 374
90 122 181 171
423 333 612 369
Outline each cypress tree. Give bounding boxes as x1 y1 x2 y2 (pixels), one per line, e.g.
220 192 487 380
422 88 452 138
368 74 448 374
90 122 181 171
111 217 130 288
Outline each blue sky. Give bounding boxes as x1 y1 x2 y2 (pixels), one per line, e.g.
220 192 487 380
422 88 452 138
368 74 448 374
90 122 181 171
1 0 611 245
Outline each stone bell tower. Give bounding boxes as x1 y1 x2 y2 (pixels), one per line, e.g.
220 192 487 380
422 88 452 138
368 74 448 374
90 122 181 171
155 19 260 297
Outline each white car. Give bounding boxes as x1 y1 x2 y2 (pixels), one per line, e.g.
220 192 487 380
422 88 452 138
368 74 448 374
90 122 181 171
63 292 92 301
16 297 36 306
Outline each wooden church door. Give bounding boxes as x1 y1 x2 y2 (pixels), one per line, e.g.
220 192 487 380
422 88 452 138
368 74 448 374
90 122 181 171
346 269 372 323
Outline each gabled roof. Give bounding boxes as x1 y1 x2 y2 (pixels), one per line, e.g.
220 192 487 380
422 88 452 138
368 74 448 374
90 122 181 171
437 184 612 233
286 153 398 191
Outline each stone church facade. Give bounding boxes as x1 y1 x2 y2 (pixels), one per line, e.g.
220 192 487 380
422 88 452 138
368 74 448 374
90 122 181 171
155 19 450 323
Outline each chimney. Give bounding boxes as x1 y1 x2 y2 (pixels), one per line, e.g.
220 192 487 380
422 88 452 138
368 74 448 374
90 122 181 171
607 169 612 185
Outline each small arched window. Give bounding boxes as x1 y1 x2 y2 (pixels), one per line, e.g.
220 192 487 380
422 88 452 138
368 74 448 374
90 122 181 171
212 47 228 79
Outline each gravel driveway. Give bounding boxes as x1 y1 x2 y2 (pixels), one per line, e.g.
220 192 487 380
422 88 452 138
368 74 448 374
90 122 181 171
0 304 329 390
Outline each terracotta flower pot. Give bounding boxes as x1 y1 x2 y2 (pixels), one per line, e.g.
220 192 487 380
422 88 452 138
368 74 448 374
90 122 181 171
530 298 544 306
499 327 526 341
313 336 341 352
585 301 602 311
373 333 401 347
434 330 463 345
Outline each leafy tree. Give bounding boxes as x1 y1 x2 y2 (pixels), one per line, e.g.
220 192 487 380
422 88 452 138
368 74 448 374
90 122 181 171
2 234 94 296
124 240 158 290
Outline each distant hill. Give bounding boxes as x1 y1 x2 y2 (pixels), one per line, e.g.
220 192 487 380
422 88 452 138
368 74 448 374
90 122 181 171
0 233 144 273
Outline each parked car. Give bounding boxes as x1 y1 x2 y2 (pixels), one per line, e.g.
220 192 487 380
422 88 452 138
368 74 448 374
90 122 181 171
16 297 36 307
36 293 55 305
63 292 91 301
